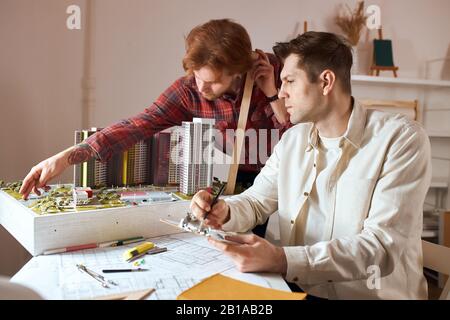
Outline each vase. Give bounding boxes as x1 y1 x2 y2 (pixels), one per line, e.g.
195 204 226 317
351 46 359 75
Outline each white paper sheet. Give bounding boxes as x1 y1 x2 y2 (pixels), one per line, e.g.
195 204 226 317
11 232 281 299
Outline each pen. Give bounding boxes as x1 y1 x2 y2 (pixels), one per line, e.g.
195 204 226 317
98 236 144 248
102 268 149 273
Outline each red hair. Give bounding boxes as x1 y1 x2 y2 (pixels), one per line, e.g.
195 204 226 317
183 19 253 75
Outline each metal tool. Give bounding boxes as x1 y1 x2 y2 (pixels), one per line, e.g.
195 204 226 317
173 212 236 241
180 212 209 235
76 264 118 288
146 247 168 255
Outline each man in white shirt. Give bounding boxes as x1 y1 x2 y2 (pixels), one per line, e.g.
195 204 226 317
190 32 432 299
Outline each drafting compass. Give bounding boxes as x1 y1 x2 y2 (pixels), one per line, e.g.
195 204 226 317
76 264 118 288
160 212 236 242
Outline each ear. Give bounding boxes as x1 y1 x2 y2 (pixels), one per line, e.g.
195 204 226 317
319 70 336 96
232 73 243 82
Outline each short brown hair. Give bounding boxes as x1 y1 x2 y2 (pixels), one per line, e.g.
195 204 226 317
182 19 253 75
273 32 353 94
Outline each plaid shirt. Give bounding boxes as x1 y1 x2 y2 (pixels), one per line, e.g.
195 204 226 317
85 53 291 173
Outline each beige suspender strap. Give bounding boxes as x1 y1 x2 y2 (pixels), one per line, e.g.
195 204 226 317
225 72 254 195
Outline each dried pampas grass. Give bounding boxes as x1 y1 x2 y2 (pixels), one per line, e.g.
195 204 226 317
335 1 368 46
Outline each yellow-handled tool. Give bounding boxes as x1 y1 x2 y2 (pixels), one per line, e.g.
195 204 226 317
123 242 154 262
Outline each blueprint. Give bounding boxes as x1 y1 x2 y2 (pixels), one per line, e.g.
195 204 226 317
57 233 243 299
11 232 276 299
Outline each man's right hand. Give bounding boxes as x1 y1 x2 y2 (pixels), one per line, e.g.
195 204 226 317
190 190 230 229
19 144 94 200
19 149 71 200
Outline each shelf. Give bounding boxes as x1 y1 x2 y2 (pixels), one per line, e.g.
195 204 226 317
351 75 450 88
427 131 450 138
422 230 439 238
430 177 448 188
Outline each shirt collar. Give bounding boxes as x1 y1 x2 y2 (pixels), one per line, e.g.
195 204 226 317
306 97 366 151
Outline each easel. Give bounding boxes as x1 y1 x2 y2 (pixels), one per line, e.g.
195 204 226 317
225 72 254 195
370 28 399 77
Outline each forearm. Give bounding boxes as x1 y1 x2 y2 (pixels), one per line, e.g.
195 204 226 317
83 120 149 162
223 141 281 232
284 227 397 285
51 144 95 169
66 143 96 165
223 170 279 232
223 195 265 232
83 99 189 162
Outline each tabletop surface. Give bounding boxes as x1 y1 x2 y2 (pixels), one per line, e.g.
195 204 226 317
11 232 290 300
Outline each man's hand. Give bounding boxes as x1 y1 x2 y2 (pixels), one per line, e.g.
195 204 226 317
19 144 94 200
208 233 287 274
190 190 230 229
251 49 277 98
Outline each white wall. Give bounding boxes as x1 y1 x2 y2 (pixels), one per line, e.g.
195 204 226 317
91 0 450 127
1 0 450 276
0 0 85 183
0 0 86 276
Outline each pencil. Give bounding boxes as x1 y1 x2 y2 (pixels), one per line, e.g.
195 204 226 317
43 243 97 255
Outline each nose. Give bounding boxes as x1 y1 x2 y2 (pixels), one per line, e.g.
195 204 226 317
197 79 205 92
278 83 288 99
197 79 210 94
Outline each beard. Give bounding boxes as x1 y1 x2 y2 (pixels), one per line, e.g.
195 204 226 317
201 92 221 101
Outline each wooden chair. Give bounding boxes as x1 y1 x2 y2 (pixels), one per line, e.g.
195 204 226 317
359 99 419 121
422 240 450 300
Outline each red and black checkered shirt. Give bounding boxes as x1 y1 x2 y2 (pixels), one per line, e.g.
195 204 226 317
85 54 291 173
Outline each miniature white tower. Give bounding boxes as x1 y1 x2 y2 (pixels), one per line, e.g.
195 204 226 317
168 127 183 185
180 118 215 195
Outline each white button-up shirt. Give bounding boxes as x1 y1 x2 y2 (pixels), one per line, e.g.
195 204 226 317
223 100 432 299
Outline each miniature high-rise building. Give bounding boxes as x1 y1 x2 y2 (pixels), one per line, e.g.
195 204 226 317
74 128 152 188
151 132 171 186
123 139 151 186
74 128 108 188
168 127 183 185
180 118 215 195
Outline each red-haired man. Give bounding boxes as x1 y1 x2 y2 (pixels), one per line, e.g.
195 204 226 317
20 19 290 239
